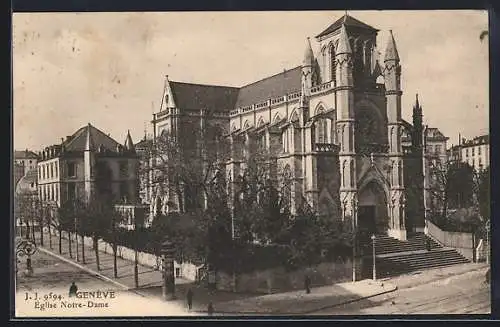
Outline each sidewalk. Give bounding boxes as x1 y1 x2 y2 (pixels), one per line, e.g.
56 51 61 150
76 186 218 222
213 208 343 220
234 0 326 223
33 232 165 290
380 262 489 290
203 280 396 315
33 232 264 312
34 232 397 315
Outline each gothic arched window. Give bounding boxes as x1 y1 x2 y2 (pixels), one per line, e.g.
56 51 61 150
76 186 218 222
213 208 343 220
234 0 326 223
282 129 289 153
354 38 364 79
349 160 355 187
329 43 336 82
364 41 372 73
316 118 328 143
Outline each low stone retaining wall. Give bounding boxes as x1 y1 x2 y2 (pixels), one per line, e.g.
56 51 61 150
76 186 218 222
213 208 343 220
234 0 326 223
217 258 361 294
47 229 202 281
427 220 475 261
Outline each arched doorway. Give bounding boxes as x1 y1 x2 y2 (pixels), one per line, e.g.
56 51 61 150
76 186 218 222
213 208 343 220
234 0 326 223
357 180 389 236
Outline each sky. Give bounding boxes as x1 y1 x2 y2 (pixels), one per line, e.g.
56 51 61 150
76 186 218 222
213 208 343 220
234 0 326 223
12 10 489 152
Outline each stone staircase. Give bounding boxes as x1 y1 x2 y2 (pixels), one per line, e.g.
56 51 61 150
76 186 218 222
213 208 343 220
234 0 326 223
361 232 470 279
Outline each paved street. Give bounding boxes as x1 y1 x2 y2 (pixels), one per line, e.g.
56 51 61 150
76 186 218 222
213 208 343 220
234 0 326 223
16 246 120 294
310 267 491 315
15 249 197 317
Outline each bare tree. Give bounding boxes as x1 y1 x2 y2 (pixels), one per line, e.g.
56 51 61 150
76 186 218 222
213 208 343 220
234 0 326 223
428 159 475 220
143 125 230 214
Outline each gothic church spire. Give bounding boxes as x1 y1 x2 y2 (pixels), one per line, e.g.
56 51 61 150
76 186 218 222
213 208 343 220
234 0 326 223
384 30 400 62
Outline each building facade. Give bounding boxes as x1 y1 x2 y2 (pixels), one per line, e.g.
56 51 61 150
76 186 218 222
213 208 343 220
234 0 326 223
14 150 39 186
448 135 489 171
150 14 435 240
36 123 140 209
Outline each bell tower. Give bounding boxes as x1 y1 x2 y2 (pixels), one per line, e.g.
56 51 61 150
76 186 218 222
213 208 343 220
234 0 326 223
335 23 357 222
384 30 407 241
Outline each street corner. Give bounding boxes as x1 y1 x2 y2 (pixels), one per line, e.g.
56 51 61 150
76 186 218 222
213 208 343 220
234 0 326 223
15 287 198 317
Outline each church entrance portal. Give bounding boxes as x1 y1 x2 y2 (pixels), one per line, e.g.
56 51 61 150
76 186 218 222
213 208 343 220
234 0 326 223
357 180 389 236
358 205 377 235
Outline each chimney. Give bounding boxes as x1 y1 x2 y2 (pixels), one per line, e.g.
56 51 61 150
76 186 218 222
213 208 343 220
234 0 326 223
66 135 72 142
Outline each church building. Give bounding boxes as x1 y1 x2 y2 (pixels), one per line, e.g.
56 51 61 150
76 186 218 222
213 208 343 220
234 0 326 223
150 14 435 241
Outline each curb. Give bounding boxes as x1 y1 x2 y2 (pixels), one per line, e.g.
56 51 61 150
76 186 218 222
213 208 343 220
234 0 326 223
38 246 132 292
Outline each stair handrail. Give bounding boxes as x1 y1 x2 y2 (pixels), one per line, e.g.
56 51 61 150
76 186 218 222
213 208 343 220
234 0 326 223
425 219 448 248
475 238 485 262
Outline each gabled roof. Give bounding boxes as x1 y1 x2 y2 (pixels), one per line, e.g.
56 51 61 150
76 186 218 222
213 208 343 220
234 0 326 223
169 66 303 111
14 150 39 160
316 14 378 39
169 81 240 113
63 123 121 152
426 128 449 141
235 66 302 108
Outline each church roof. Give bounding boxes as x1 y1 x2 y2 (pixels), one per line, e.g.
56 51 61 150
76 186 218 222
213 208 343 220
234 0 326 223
316 14 378 39
169 81 240 113
235 66 302 108
168 66 302 111
63 123 121 153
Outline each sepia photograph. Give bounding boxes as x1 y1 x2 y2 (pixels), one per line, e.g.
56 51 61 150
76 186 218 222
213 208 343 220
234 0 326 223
12 10 490 317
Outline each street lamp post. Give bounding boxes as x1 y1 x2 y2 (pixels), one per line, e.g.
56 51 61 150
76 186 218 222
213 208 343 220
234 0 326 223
486 222 490 265
74 215 79 262
371 234 377 281
352 199 358 282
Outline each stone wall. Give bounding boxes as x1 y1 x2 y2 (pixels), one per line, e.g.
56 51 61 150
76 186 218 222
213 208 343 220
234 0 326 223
217 257 361 294
48 229 202 281
427 219 475 261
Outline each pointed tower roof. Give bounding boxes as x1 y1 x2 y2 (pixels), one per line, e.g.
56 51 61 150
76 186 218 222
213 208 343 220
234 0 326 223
316 13 378 39
302 37 314 66
84 123 95 151
384 30 400 62
336 23 352 55
124 130 136 153
414 93 420 108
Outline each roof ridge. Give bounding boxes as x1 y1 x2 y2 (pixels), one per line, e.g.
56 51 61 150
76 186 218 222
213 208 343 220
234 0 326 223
64 125 87 148
90 125 121 147
170 80 240 89
239 65 302 89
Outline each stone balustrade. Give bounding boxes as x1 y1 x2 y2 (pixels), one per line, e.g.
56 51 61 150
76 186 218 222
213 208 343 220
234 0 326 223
311 81 333 95
315 143 339 153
